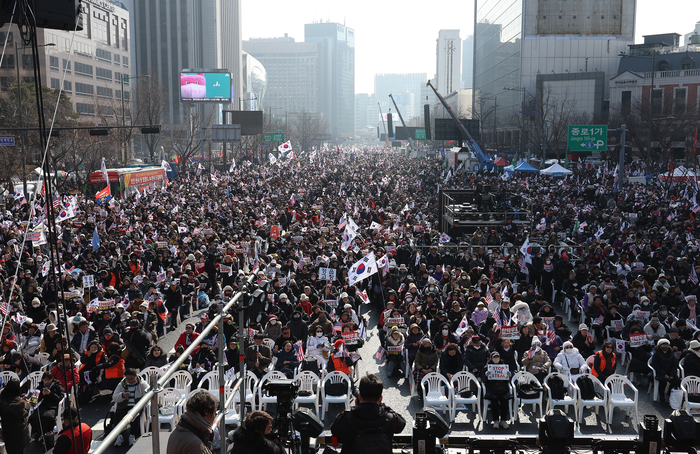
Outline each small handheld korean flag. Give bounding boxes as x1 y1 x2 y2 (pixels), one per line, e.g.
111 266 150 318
348 252 378 286
439 232 451 244
455 315 469 337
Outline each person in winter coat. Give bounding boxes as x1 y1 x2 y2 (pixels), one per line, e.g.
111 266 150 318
521 337 551 382
274 340 299 378
28 372 65 442
167 391 218 454
463 335 489 376
144 345 168 368
0 378 31 454
681 340 700 378
648 338 680 403
439 343 463 380
174 323 200 353
413 338 439 385
307 310 333 337
263 315 282 340
553 341 588 380
245 334 272 378
385 327 405 378
471 301 490 326
482 351 512 428
643 317 667 342
514 324 535 359
404 324 426 366
591 342 617 383
52 354 80 393
112 369 150 447
432 322 458 352
572 324 596 359
288 311 308 347
491 337 518 373
552 315 572 341
307 326 331 360
230 410 284 454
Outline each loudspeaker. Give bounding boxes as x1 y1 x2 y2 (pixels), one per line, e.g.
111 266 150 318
293 407 324 437
423 407 450 438
387 113 394 138
424 104 431 140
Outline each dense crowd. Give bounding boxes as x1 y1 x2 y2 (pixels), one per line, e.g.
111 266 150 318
0 147 699 449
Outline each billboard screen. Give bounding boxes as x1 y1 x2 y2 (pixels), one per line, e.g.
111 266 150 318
180 71 231 102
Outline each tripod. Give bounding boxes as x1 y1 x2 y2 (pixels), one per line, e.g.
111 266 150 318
273 399 303 454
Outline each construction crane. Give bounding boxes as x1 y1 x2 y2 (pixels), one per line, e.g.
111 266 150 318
426 79 495 170
388 94 416 152
377 102 391 148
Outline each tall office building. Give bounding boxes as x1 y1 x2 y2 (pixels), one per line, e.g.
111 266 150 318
436 30 461 95
462 35 474 89
243 36 329 118
473 0 636 145
374 73 427 123
0 0 131 118
126 0 243 125
305 22 355 137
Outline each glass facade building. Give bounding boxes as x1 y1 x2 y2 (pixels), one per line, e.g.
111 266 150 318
474 0 523 130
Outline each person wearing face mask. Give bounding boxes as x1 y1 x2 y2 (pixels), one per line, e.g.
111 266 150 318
287 310 308 346
482 351 512 429
307 327 331 360
409 309 429 334
463 335 489 377
307 310 332 337
678 295 700 327
263 315 282 340
413 339 438 385
521 338 551 382
648 338 680 403
432 322 458 352
26 298 48 325
491 337 517 372
553 341 588 380
643 316 666 341
439 343 462 380
681 340 700 378
591 341 617 383
385 327 405 378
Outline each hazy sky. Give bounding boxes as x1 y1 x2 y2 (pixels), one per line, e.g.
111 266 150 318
242 0 700 94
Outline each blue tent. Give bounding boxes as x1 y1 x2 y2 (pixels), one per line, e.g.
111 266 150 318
514 161 539 173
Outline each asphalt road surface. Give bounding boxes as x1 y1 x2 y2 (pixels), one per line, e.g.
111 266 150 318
24 300 673 454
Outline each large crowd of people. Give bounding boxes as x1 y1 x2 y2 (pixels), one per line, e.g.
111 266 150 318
0 147 699 449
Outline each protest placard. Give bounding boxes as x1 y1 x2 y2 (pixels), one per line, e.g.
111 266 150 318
385 317 405 326
386 345 403 353
342 332 360 345
612 319 624 331
83 275 95 288
629 333 648 347
318 267 337 281
488 364 509 380
500 326 520 339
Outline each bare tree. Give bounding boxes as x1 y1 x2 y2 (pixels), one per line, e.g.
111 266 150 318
133 72 169 163
288 110 329 154
167 104 215 170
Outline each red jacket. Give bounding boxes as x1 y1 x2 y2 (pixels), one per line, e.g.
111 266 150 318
52 364 80 392
174 331 200 353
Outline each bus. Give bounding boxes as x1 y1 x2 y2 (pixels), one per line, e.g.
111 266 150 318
88 166 166 199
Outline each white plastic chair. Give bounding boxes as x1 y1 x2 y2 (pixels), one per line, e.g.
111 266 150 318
544 372 578 418
257 371 288 411
575 374 608 424
197 371 222 394
408 352 417 397
511 371 544 423
295 355 326 378
320 371 351 420
139 366 163 383
481 380 514 426
21 371 43 390
55 396 66 433
36 352 51 366
680 376 700 414
679 357 686 379
0 371 20 384
224 387 241 426
170 370 193 395
420 372 453 420
294 371 320 416
647 357 670 402
604 374 639 425
451 371 481 423
157 388 184 431
232 370 259 411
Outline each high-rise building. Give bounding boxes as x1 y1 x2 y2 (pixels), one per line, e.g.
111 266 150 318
374 73 427 123
243 36 329 118
305 22 355 138
355 93 373 132
126 0 243 125
0 0 132 119
473 0 636 152
436 30 461 95
462 35 474 89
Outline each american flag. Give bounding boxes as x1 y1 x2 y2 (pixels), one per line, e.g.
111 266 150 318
493 309 501 327
527 345 537 359
294 340 305 361
587 331 594 344
485 294 493 305
52 195 61 210
594 315 604 325
547 329 556 345
0 301 8 315
691 265 699 285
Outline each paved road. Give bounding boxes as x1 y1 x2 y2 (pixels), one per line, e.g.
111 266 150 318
25 300 672 454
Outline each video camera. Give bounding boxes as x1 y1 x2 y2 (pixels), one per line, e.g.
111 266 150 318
262 379 299 403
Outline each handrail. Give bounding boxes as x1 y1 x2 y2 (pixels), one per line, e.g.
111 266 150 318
91 274 256 454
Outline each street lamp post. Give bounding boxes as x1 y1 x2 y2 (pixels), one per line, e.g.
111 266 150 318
120 74 150 165
15 41 55 196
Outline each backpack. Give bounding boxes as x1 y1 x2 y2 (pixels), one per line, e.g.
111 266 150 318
516 381 542 399
300 357 320 376
350 417 393 454
549 375 566 400
576 376 597 400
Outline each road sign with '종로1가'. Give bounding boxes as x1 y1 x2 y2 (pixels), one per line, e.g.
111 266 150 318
568 125 607 152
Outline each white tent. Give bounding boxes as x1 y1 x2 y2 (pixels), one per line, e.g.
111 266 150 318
659 166 698 182
540 163 573 176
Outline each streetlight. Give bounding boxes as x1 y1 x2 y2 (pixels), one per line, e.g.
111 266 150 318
15 41 55 196
120 74 150 165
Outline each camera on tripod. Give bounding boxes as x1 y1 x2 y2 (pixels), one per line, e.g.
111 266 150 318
262 379 299 403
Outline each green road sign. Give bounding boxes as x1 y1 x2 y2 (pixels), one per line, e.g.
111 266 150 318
274 128 283 133
263 133 284 142
415 128 426 140
568 125 607 152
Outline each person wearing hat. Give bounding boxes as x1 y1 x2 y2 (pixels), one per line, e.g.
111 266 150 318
385 326 405 378
161 279 183 331
553 341 588 380
29 371 66 445
648 338 680 403
681 340 700 378
464 335 489 377
413 338 438 385
521 337 551 382
51 353 80 394
483 351 512 428
572 323 596 359
138 301 159 342
308 310 333 337
664 327 685 355
123 319 150 369
112 368 150 447
54 405 92 454
591 341 617 384
0 378 31 453
643 316 666 342
263 314 282 340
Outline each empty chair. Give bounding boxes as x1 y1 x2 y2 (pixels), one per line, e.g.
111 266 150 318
511 371 544 424
604 374 638 425
224 387 241 426
451 371 481 423
197 371 221 395
320 371 351 420
294 371 320 416
544 372 578 418
36 352 51 366
680 376 700 414
420 372 453 420
169 370 193 395
157 388 184 431
21 371 43 390
138 366 163 383
0 371 20 384
257 371 288 411
575 373 608 424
